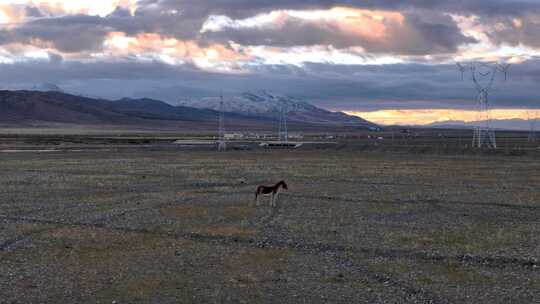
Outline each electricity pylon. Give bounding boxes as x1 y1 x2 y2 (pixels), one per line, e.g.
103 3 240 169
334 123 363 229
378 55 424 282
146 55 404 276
218 92 226 152
278 103 288 143
528 111 538 143
457 62 510 148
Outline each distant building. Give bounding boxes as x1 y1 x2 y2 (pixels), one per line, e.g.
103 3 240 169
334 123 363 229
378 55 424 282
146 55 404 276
288 133 304 140
246 132 273 140
323 134 336 140
224 133 244 140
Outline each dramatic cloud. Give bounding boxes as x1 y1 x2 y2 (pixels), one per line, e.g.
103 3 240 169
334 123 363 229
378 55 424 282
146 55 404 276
0 15 111 52
0 0 539 125
203 8 475 55
0 1 478 55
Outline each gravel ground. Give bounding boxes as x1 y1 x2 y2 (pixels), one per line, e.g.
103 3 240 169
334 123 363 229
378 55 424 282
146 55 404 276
0 149 539 303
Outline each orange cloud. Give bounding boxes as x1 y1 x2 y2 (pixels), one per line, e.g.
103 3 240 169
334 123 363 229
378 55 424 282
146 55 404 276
0 4 28 24
104 32 251 68
326 7 405 42
204 6 469 55
208 7 405 44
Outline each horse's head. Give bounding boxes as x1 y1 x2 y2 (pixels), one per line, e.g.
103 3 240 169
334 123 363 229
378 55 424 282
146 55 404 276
279 180 288 190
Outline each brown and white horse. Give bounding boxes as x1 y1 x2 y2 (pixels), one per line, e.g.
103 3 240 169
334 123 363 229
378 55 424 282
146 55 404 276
255 180 288 207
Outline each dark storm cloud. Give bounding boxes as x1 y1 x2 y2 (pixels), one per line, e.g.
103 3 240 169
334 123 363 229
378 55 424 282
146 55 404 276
477 14 540 49
1 58 538 111
4 1 323 51
24 6 42 18
0 14 113 53
0 7 204 52
10 15 111 52
142 59 539 110
0 59 201 82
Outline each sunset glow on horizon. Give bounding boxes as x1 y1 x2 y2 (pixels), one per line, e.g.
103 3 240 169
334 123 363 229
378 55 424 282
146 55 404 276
346 109 540 126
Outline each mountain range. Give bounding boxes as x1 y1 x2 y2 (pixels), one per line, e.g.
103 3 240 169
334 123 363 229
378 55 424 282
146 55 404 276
0 90 377 130
428 119 539 131
178 91 372 126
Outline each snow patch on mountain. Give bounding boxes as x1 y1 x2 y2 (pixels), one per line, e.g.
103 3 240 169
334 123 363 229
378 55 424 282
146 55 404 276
178 91 376 126
178 91 316 115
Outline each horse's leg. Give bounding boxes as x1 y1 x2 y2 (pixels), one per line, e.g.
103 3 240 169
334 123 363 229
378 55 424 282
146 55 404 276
270 193 275 207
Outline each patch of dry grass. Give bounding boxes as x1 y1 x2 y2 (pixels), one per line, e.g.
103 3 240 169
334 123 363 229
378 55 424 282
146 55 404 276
191 225 257 237
391 223 538 254
160 205 210 218
35 227 172 261
2 147 540 303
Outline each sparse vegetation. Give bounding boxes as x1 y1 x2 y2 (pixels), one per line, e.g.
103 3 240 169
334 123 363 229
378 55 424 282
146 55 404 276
1 133 539 303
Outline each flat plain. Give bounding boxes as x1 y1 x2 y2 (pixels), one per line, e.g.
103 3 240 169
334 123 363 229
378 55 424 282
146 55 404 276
1 136 539 303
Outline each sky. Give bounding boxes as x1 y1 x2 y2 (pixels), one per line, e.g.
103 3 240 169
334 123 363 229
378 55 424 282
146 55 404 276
1 0 540 125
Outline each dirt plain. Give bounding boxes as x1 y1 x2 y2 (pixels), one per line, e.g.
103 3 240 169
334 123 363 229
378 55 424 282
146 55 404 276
1 134 539 303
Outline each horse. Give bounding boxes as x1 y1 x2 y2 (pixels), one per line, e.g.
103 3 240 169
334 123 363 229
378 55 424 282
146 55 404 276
255 180 288 207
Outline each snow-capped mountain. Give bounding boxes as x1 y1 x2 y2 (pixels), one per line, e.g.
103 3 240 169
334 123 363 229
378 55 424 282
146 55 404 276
178 91 377 127
179 91 314 115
